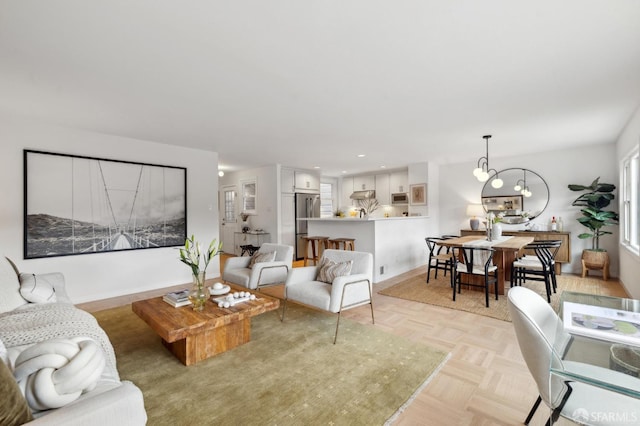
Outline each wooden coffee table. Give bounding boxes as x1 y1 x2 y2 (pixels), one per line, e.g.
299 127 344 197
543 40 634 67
132 283 280 366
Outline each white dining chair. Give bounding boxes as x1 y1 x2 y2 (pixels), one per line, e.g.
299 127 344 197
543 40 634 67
507 286 640 425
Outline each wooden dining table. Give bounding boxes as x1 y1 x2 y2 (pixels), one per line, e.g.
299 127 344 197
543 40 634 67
439 235 535 295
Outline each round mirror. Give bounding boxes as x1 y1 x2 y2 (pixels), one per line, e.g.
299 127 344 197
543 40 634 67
481 168 549 224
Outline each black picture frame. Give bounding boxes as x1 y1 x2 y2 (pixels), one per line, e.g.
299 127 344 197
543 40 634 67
24 150 187 259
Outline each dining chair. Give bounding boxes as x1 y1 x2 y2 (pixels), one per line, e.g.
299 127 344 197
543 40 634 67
511 240 562 303
282 249 374 344
508 286 640 425
425 237 452 283
450 246 497 307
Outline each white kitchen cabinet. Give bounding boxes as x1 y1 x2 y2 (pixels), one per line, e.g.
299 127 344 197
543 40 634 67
294 171 320 192
281 168 295 193
390 171 408 193
353 175 375 191
340 177 354 209
375 173 390 205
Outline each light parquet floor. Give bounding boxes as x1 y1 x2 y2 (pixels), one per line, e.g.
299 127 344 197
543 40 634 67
79 254 627 426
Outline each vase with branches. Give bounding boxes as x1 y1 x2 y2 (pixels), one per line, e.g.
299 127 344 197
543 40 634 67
356 198 380 217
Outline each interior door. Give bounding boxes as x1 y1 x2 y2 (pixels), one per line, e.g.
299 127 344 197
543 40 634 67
219 185 238 254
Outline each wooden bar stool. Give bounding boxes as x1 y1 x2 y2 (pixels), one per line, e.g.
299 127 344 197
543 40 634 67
302 236 329 266
328 238 356 251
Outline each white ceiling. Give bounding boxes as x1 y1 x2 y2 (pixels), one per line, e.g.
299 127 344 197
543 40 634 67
1 0 639 176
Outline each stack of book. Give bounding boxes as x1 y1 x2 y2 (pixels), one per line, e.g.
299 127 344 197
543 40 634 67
163 289 191 307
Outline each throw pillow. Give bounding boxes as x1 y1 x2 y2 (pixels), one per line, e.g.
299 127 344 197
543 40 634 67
248 251 276 269
0 257 28 313
19 273 57 304
0 358 33 425
316 258 353 284
13 338 105 412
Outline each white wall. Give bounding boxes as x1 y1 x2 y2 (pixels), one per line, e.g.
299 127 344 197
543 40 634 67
439 143 619 277
0 113 219 303
616 105 640 298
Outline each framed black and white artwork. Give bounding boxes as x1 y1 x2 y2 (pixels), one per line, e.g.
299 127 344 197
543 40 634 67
24 150 187 259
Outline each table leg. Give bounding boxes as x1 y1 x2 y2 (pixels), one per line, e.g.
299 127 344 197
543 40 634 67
162 318 252 366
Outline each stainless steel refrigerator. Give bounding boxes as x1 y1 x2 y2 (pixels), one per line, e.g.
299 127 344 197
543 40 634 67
295 193 321 260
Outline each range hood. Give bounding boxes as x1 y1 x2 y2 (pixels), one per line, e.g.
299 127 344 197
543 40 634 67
350 190 376 200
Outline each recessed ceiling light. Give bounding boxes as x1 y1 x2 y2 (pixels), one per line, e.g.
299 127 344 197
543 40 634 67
357 154 366 158
313 166 320 169
218 170 225 177
380 165 386 169
342 171 348 174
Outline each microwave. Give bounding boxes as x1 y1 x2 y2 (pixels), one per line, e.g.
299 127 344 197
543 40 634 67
391 192 409 205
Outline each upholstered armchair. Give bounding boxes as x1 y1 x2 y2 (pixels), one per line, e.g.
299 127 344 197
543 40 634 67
282 249 374 343
222 243 293 290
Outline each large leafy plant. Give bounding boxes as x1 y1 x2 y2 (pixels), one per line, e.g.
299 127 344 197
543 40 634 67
568 177 619 251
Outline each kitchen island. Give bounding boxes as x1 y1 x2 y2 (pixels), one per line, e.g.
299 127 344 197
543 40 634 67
305 216 432 283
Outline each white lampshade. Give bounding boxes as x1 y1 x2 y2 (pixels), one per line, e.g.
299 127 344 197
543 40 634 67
473 167 483 177
514 184 522 191
491 178 503 189
477 171 489 182
466 204 485 218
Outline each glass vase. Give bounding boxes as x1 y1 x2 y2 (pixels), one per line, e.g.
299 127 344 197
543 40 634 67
189 272 208 311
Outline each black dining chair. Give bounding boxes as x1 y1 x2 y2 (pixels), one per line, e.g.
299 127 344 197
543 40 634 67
510 240 562 303
450 246 498 307
425 237 452 283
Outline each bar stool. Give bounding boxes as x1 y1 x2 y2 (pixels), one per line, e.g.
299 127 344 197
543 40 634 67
302 236 329 266
328 238 355 251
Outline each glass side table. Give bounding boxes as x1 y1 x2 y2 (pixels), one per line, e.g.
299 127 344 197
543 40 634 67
547 291 640 424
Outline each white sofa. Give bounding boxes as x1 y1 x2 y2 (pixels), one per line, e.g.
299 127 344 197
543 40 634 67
0 257 147 425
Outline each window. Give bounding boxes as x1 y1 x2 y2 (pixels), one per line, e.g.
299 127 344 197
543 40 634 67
223 188 236 223
320 183 333 218
241 178 257 214
621 146 639 254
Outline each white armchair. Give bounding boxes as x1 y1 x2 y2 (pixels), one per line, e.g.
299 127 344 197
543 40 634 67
222 243 293 290
282 249 374 343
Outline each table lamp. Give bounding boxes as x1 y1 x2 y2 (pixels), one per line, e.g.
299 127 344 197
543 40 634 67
466 204 485 230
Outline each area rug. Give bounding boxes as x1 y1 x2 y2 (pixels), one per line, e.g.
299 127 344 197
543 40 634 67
378 272 564 321
94 302 449 425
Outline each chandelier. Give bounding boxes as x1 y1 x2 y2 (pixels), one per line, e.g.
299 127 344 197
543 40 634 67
472 135 503 188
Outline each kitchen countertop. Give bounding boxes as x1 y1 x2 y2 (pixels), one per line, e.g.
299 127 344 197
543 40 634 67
302 216 427 221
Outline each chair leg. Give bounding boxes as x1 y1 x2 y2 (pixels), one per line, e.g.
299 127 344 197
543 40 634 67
334 311 342 344
426 263 432 283
367 283 375 326
281 298 287 322
484 272 489 308
543 271 552 303
525 395 542 425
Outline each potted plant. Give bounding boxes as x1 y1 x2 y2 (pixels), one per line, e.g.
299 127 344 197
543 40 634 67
568 177 619 280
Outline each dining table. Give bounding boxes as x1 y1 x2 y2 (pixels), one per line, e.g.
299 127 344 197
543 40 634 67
439 234 535 295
